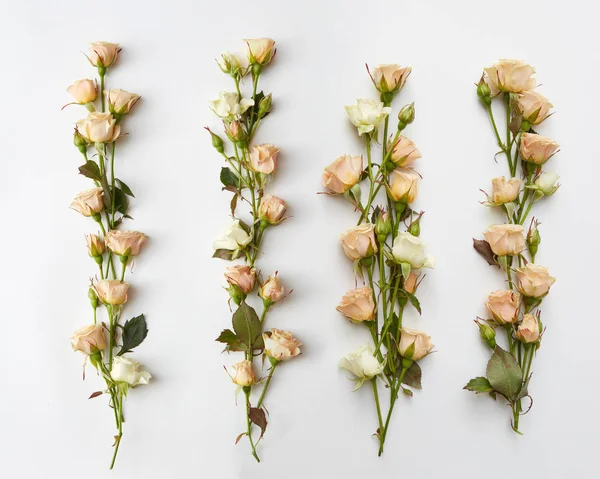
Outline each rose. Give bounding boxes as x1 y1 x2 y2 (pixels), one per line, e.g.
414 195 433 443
336 287 376 322
338 345 384 380
209 92 254 120
263 329 302 361
244 38 276 65
398 327 433 361
340 223 378 260
224 265 256 294
111 356 151 386
86 234 105 257
322 154 363 194
230 359 256 386
392 232 435 269
520 133 559 164
76 112 120 143
213 220 252 252
516 313 541 343
218 51 249 75
70 188 104 217
370 64 411 93
94 279 129 305
404 271 420 294
485 290 520 325
105 89 140 116
259 194 287 225
389 169 418 203
105 230 147 256
249 144 279 174
345 99 392 136
490 176 521 204
71 324 107 355
483 224 526 256
388 136 421 167
259 273 285 303
518 91 553 124
88 42 120 68
483 59 536 94
532 171 560 196
515 264 555 298
67 79 97 104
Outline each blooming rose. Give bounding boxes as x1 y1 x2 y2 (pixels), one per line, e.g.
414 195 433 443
259 273 285 303
88 42 120 67
86 234 105 257
490 176 521 204
340 223 378 260
392 232 435 269
322 154 363 194
67 79 97 104
213 220 252 252
515 264 555 298
258 195 287 225
71 188 104 217
105 230 147 256
105 89 140 116
388 136 421 167
483 59 536 94
483 224 526 256
339 345 384 380
520 133 559 164
71 324 107 355
516 313 541 343
486 290 520 325
370 64 411 93
345 99 392 135
398 328 433 361
218 51 249 75
209 92 254 120
532 171 560 196
224 265 256 294
244 38 276 65
111 356 151 386
94 279 129 305
231 360 256 386
249 144 279 174
263 329 302 361
337 287 376 322
518 91 553 124
389 169 418 203
76 112 120 143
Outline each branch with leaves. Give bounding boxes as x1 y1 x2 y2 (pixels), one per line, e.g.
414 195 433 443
65 42 151 469
322 64 435 456
208 38 302 462
465 59 558 434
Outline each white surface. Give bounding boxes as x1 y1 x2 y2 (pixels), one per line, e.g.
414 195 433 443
1 0 598 477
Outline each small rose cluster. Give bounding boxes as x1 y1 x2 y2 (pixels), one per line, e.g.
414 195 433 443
208 39 302 462
65 42 150 469
466 60 558 434
323 64 434 456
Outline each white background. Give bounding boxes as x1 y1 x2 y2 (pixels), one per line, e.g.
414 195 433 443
1 0 598 477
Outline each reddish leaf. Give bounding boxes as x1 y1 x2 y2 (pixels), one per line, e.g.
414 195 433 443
88 391 103 399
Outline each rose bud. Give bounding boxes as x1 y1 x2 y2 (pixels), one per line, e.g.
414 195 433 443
213 220 252 253
388 136 422 168
209 92 254 120
520 133 560 165
94 279 130 305
336 287 376 322
515 263 556 298
403 271 420 294
475 319 497 349
111 356 151 386
258 93 272 118
244 38 276 66
67 79 97 104
230 359 257 387
71 324 107 355
70 188 104 217
489 177 521 205
225 121 245 142
389 169 418 203
397 102 416 128
375 210 392 243
86 234 105 257
224 264 256 294
345 99 391 136
483 224 526 256
105 230 147 257
338 344 384 381
370 64 411 94
76 112 121 143
532 171 560 197
391 231 435 269
340 223 378 260
217 51 249 76
527 220 541 259
259 273 285 303
398 328 434 361
518 91 553 125
476 76 492 105
88 42 120 68
516 313 541 343
263 329 302 362
485 290 520 325
105 89 141 116
322 154 363 194
483 59 536 93
259 195 287 225
249 144 279 174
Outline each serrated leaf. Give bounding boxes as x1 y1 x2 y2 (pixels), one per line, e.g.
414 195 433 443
212 249 234 261
249 407 268 439
402 361 422 389
402 290 421 315
215 328 246 352
486 347 522 402
220 167 239 189
116 179 135 197
515 374 531 401
232 303 262 351
464 376 493 394
78 160 102 181
113 187 129 215
473 238 499 267
117 314 148 356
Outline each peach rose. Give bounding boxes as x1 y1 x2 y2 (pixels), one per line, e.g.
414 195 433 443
484 59 536 94
388 136 421 167
263 329 302 361
105 89 140 116
404 271 420 294
398 328 433 361
94 279 129 305
88 41 120 68
224 265 256 294
485 290 520 325
259 195 287 225
71 324 107 355
249 144 279 174
520 133 559 164
67 79 97 104
86 234 105 257
340 223 378 260
516 313 541 343
260 273 285 303
244 38 276 65
389 169 418 203
105 230 147 256
483 224 526 256
322 154 363 194
370 64 411 93
518 91 553 124
231 360 256 386
336 287 376 322
490 177 521 204
76 112 120 143
515 263 555 298
70 188 104 217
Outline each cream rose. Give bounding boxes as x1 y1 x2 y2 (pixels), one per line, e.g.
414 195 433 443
340 223 378 260
258 195 287 225
224 265 256 294
249 144 279 174
263 329 302 361
483 59 536 94
231 359 256 386
370 64 411 93
345 99 392 136
483 224 526 256
209 92 254 120
67 79 97 104
516 313 541 343
398 328 433 361
392 232 435 269
105 89 141 116
518 91 553 124
94 279 129 305
71 188 104 217
337 287 376 322
388 136 421 167
71 324 107 355
515 263 555 298
111 356 151 386
218 51 249 75
105 230 147 256
533 171 560 196
339 345 384 380
322 154 363 194
485 290 520 325
389 169 418 203
259 273 285 303
86 234 105 257
76 112 120 143
213 220 252 252
244 38 276 65
490 176 521 204
88 42 120 68
520 133 559 164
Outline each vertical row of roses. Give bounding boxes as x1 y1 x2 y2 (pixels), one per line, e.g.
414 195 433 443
66 42 151 469
465 59 558 433
322 64 435 455
208 39 302 462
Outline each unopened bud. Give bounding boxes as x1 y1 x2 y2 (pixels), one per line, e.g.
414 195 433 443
225 121 245 142
73 128 88 155
476 78 492 106
408 215 421 237
476 319 496 349
206 128 224 153
398 103 415 129
88 287 98 309
228 283 246 305
258 94 272 118
375 211 392 242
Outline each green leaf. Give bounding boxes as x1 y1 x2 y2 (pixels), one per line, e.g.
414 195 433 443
116 179 135 197
486 347 522 402
212 249 234 261
401 290 421 315
215 329 245 352
117 314 148 355
232 303 263 351
515 374 531 401
248 407 268 439
113 187 129 215
220 167 239 189
78 160 102 181
464 377 493 394
402 361 422 389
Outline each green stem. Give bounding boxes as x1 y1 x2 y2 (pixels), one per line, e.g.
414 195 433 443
379 366 408 456
371 378 385 449
110 143 116 228
100 73 106 112
109 393 123 470
244 388 260 463
486 105 505 150
257 363 277 408
358 137 374 224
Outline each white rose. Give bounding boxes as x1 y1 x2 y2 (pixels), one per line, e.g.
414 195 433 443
345 99 392 136
532 171 560 196
110 356 151 386
213 220 252 252
209 92 254 120
391 232 435 269
338 345 384 381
